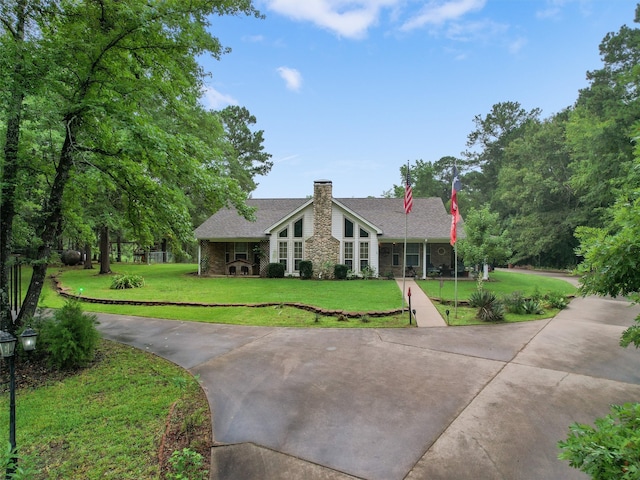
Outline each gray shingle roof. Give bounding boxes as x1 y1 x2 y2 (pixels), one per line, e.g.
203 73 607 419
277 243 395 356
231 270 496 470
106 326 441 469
337 197 454 241
194 197 460 242
194 199 308 239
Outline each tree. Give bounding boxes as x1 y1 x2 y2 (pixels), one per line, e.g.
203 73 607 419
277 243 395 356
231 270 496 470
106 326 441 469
0 0 54 331
457 205 512 279
566 5 640 228
496 111 579 267
384 157 461 205
219 105 273 194
464 101 541 207
1 0 263 327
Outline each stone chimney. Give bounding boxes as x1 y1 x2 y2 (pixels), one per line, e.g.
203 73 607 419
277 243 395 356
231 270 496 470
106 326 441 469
313 180 333 237
306 180 340 277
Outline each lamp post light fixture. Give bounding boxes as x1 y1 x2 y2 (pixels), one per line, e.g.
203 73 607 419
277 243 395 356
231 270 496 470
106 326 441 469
0 327 38 479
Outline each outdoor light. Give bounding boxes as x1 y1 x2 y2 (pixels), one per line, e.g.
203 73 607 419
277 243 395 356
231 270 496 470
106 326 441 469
0 327 38 478
19 327 38 352
0 331 17 359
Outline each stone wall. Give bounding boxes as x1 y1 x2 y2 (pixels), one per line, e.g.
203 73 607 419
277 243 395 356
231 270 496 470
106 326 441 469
207 242 227 275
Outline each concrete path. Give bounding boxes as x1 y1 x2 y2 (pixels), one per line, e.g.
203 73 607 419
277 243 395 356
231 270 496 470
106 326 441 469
96 273 640 480
396 278 447 327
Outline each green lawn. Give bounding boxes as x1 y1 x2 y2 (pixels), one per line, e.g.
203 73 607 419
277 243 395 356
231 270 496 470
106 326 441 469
40 264 409 328
31 263 579 327
0 340 206 479
418 270 577 301
418 270 578 325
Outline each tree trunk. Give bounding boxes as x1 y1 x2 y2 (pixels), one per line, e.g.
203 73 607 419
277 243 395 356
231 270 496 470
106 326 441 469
1 0 28 333
18 118 79 324
83 243 93 269
99 226 111 274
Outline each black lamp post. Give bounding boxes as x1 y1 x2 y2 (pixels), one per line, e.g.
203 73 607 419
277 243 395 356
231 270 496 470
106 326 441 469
0 327 38 478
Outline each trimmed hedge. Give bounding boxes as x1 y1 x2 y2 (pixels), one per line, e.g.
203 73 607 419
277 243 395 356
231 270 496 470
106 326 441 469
267 262 285 278
334 264 349 280
299 260 313 279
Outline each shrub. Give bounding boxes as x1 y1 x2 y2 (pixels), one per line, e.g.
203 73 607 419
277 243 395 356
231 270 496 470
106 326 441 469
522 298 544 315
361 265 376 280
299 260 313 279
40 301 100 370
334 264 349 280
469 289 505 322
266 263 285 278
110 273 145 289
544 291 569 310
558 402 640 479
503 291 526 314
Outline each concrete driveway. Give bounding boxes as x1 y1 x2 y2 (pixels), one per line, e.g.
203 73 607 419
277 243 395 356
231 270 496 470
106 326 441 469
96 280 640 480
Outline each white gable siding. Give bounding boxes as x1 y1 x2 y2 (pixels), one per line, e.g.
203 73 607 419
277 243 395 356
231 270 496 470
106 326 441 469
267 204 314 275
332 205 379 276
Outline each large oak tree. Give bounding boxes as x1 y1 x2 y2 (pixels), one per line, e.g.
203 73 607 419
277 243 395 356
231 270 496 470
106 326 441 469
1 0 263 330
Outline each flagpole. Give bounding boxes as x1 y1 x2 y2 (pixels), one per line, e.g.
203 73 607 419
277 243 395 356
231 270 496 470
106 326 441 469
402 211 407 310
454 242 458 318
401 161 412 311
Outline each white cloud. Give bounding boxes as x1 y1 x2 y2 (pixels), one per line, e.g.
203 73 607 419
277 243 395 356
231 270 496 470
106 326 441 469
201 86 238 109
401 0 486 31
508 36 527 54
277 66 303 91
243 34 265 42
265 0 399 39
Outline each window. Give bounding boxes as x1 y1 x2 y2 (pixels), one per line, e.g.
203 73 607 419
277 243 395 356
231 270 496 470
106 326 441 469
294 218 303 238
294 241 303 271
359 242 369 270
359 228 369 238
406 243 419 267
279 228 288 238
279 242 288 270
235 242 248 260
344 242 353 269
344 219 354 238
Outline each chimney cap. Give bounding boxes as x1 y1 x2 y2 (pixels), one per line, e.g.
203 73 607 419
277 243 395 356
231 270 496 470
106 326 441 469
314 179 332 184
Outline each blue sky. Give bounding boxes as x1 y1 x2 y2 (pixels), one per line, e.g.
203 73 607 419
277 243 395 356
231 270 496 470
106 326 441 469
200 0 636 199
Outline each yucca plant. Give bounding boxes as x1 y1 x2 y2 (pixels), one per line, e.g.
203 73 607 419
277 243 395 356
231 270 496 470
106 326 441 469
469 289 505 322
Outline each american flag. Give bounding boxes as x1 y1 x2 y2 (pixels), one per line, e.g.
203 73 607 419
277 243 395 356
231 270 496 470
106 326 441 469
404 167 413 215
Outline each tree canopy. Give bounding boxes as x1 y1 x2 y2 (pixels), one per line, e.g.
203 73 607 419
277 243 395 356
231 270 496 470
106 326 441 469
388 4 640 270
1 0 266 328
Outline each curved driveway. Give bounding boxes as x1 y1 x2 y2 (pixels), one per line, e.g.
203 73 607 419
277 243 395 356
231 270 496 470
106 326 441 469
97 275 640 480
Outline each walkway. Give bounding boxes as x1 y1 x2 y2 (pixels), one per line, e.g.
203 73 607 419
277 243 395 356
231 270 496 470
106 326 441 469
96 272 640 480
395 278 447 327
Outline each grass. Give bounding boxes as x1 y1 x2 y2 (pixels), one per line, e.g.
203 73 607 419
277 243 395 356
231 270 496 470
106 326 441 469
0 340 206 479
418 271 577 301
419 271 578 325
50 264 403 311
35 263 411 328
31 263 578 328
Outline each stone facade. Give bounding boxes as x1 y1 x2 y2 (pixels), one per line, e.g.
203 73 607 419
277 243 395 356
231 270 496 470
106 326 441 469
305 180 340 278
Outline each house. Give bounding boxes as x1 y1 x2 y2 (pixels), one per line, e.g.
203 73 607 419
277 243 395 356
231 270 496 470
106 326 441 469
194 180 462 278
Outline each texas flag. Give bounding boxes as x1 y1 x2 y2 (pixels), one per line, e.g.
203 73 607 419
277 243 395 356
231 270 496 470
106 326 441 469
450 166 462 246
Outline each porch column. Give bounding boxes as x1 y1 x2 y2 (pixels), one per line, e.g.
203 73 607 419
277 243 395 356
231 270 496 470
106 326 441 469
197 242 202 276
422 240 428 279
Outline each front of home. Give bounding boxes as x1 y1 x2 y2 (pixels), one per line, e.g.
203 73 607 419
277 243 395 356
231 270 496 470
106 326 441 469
194 180 462 278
